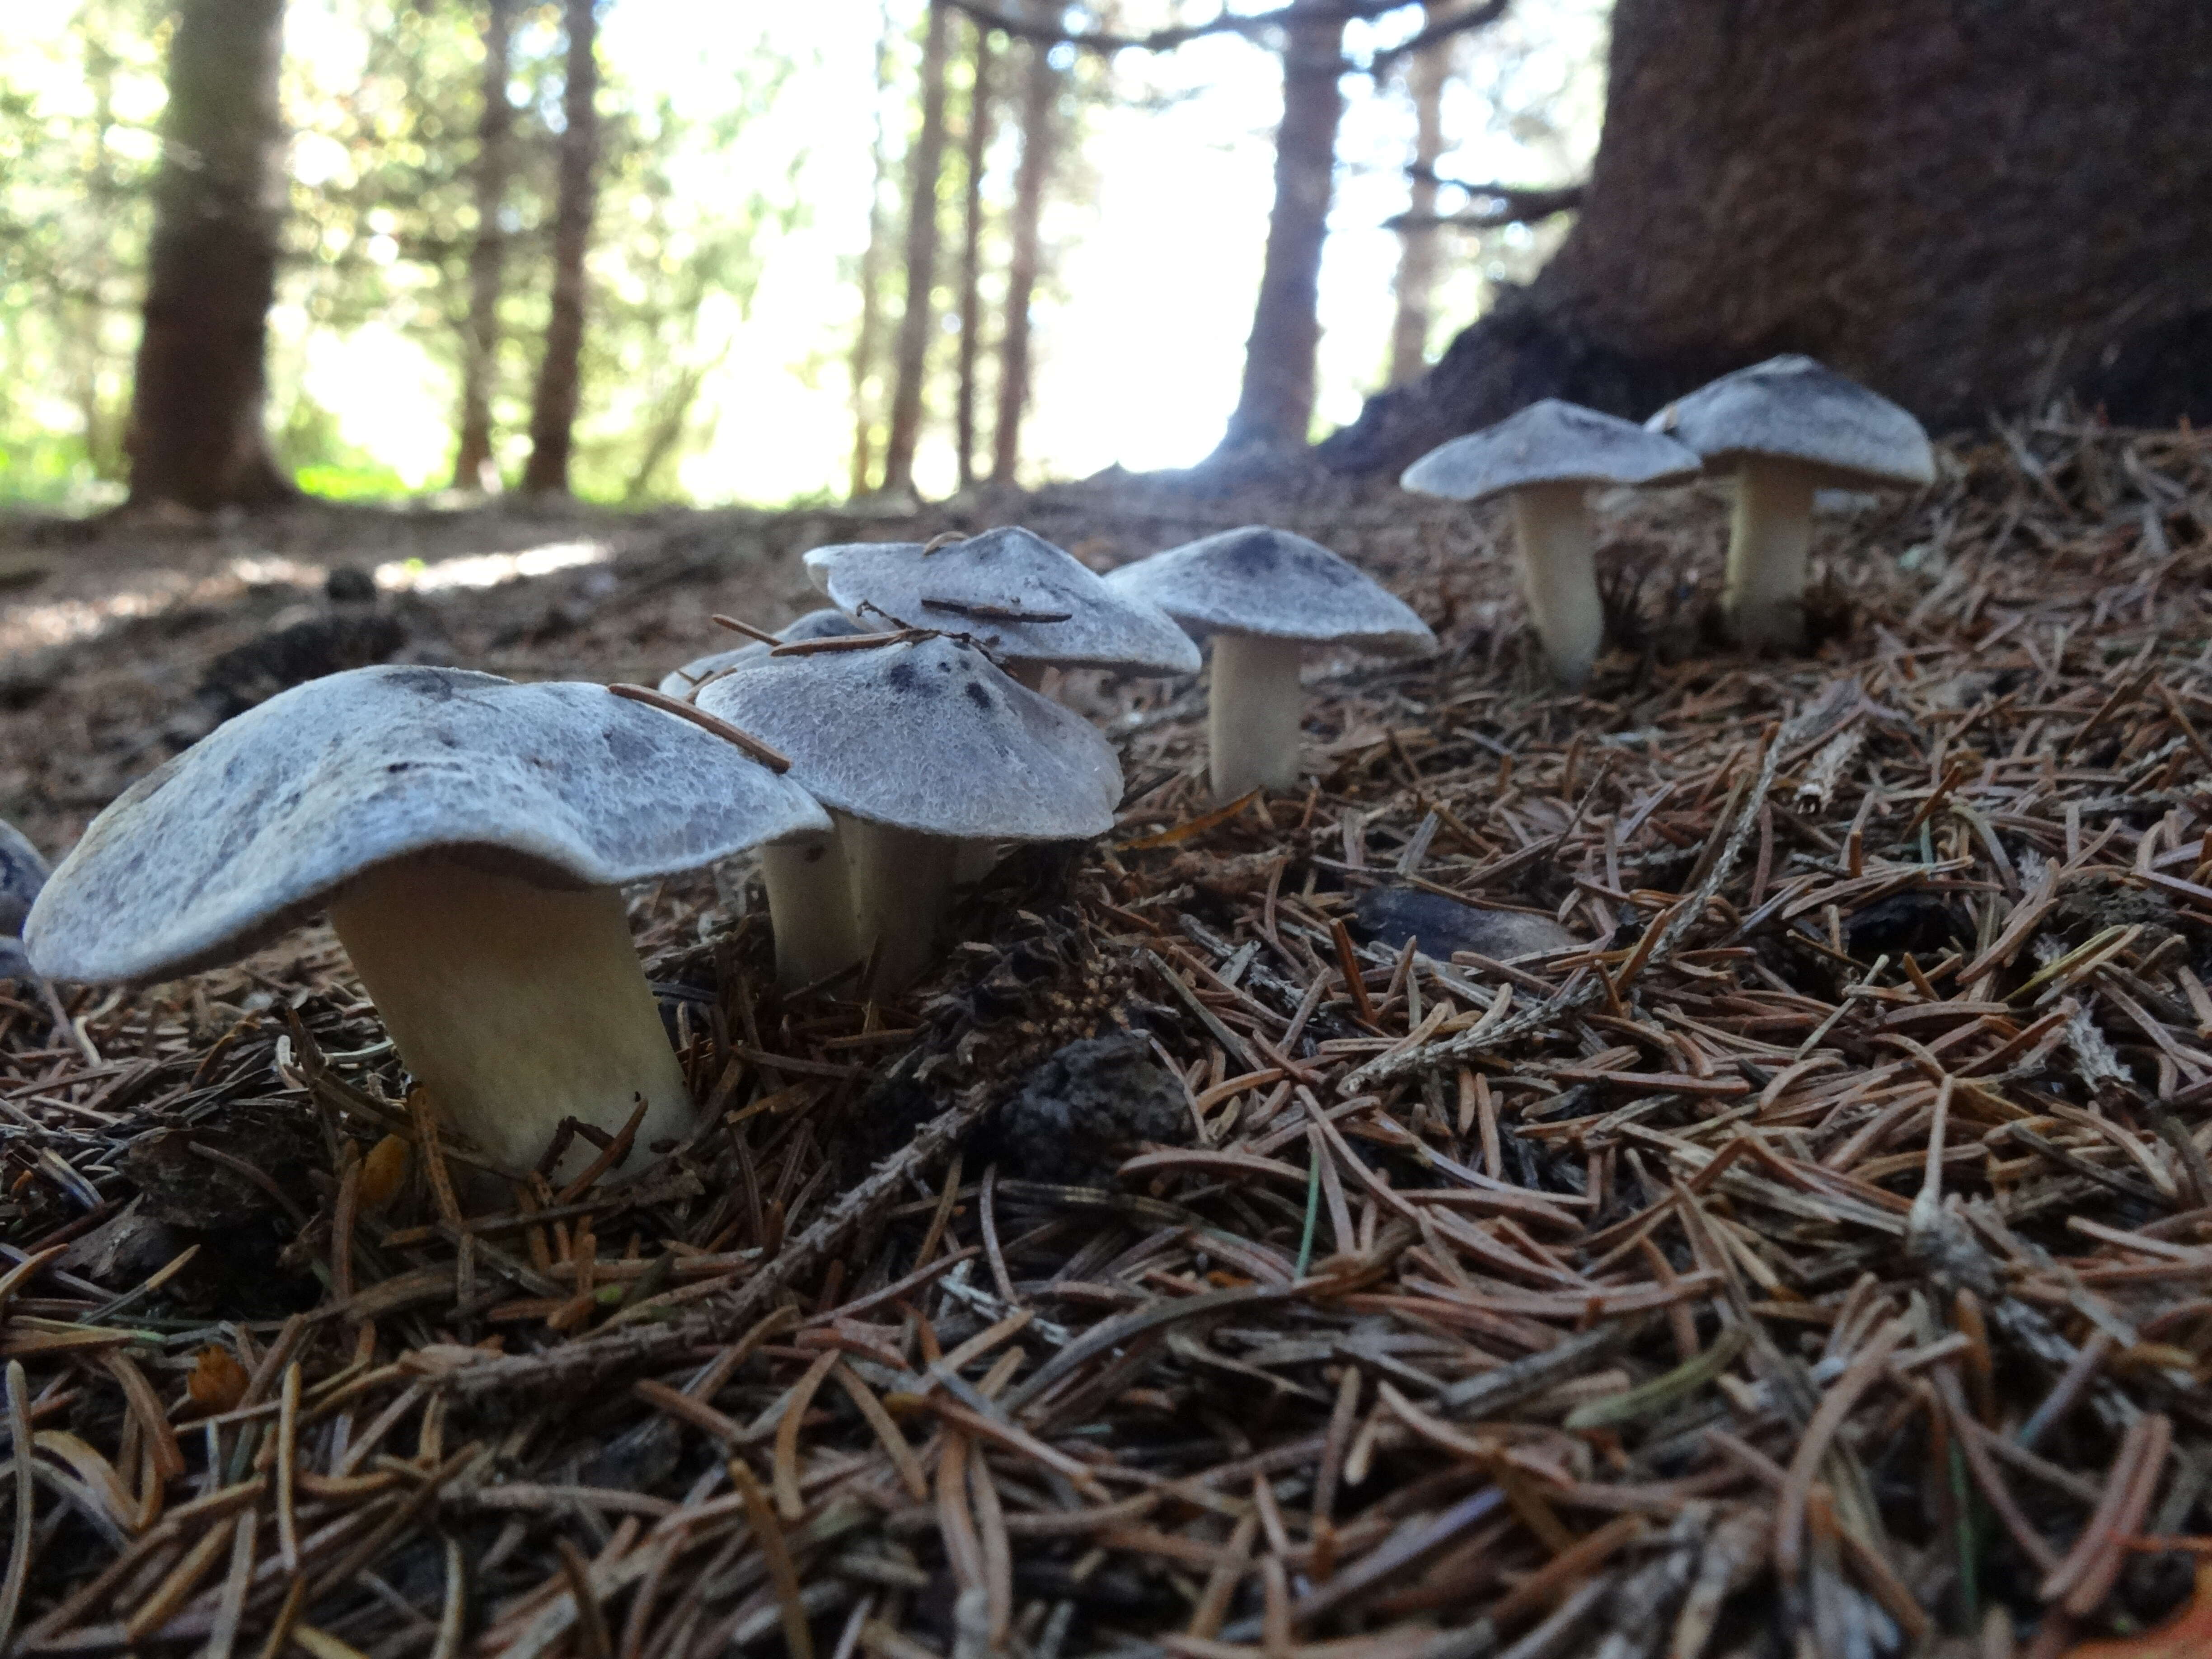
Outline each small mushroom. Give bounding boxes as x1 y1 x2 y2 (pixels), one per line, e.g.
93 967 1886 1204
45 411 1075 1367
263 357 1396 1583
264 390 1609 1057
1647 355 1933 650
25 665 826 1180
0 818 49 981
698 635 1122 992
803 526 1200 688
1104 527 1436 801
1401 399 1700 687
657 608 864 698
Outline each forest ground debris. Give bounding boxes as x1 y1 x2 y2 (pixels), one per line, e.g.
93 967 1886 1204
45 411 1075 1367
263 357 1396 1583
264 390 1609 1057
3 419 2212 1654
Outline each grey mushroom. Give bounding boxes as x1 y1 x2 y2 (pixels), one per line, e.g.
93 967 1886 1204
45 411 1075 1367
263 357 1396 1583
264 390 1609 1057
804 526 1200 688
0 819 48 981
1105 527 1436 801
698 635 1122 992
1648 355 1933 649
657 608 865 698
1402 400 1700 686
25 665 826 1180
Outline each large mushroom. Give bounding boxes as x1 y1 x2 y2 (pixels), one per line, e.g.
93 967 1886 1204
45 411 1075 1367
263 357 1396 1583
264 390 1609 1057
1104 527 1436 801
803 526 1200 688
1647 355 1933 650
657 608 865 699
25 665 826 1181
698 634 1122 992
1401 399 1700 687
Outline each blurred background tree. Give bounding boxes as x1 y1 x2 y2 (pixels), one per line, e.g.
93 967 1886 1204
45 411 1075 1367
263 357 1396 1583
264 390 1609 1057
1 0 2203 515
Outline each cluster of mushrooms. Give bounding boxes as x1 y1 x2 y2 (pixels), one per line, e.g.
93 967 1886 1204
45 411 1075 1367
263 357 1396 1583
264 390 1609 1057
1403 354 1935 683
14 351 1922 1194
20 525 1432 1185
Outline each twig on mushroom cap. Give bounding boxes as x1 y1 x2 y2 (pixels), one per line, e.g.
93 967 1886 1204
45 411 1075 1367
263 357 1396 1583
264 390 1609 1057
710 613 784 645
606 682 793 771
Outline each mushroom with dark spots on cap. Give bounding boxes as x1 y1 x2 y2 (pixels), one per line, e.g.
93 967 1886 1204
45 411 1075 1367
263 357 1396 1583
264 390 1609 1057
698 634 1122 993
23 665 827 1182
1648 355 1933 651
1402 399 1700 687
1104 526 1436 801
803 525 1199 688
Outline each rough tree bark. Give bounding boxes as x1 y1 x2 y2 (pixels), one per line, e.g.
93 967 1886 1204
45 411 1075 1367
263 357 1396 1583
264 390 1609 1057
520 0 600 497
452 0 517 493
1218 1 1348 455
881 0 953 499
990 6 1055 486
1385 1 1452 389
126 0 292 509
1325 0 2212 473
849 0 901 498
955 20 995 491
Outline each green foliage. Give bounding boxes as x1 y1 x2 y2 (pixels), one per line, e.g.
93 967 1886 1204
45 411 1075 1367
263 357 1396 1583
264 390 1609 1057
0 0 810 506
0 0 165 506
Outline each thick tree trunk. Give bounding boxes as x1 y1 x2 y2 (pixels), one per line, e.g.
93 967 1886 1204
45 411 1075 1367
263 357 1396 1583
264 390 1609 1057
1325 0 2212 473
990 7 1056 487
1218 2 1346 455
452 0 517 493
881 0 952 499
1385 2 1451 389
126 0 292 510
520 0 600 497
849 1 900 498
954 21 995 492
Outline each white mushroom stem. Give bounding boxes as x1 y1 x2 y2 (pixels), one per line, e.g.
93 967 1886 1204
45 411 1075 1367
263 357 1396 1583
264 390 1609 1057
843 818 958 993
327 855 693 1182
759 820 861 989
1724 459 1818 650
1207 633 1305 801
1507 482 1603 687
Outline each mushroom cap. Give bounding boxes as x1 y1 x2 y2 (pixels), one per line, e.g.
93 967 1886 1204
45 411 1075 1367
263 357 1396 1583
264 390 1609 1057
1645 355 1935 488
803 526 1200 676
1400 399 1702 501
695 634 1123 842
1103 526 1438 653
26 665 830 985
0 819 49 941
657 608 864 697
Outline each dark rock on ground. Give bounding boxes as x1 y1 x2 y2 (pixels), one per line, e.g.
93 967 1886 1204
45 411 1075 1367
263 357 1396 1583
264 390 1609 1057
992 1033 1186 1187
1353 886 1578 961
197 611 408 718
122 1104 323 1229
1844 889 1976 960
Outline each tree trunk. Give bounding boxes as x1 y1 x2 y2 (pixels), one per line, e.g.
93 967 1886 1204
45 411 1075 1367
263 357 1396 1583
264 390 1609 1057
990 5 1056 487
1385 1 1451 389
452 0 517 494
1324 0 2212 473
954 20 995 492
881 0 952 499
126 0 291 510
848 0 900 499
520 0 600 497
1217 2 1346 455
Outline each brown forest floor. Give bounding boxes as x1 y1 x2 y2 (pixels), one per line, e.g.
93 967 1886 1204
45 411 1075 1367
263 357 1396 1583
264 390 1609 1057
3 424 2212 1659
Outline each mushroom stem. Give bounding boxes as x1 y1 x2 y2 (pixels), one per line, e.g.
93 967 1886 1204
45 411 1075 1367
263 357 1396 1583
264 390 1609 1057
1508 482 1603 687
1725 459 1818 650
843 819 957 993
327 855 692 1182
1206 633 1305 801
759 820 861 989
